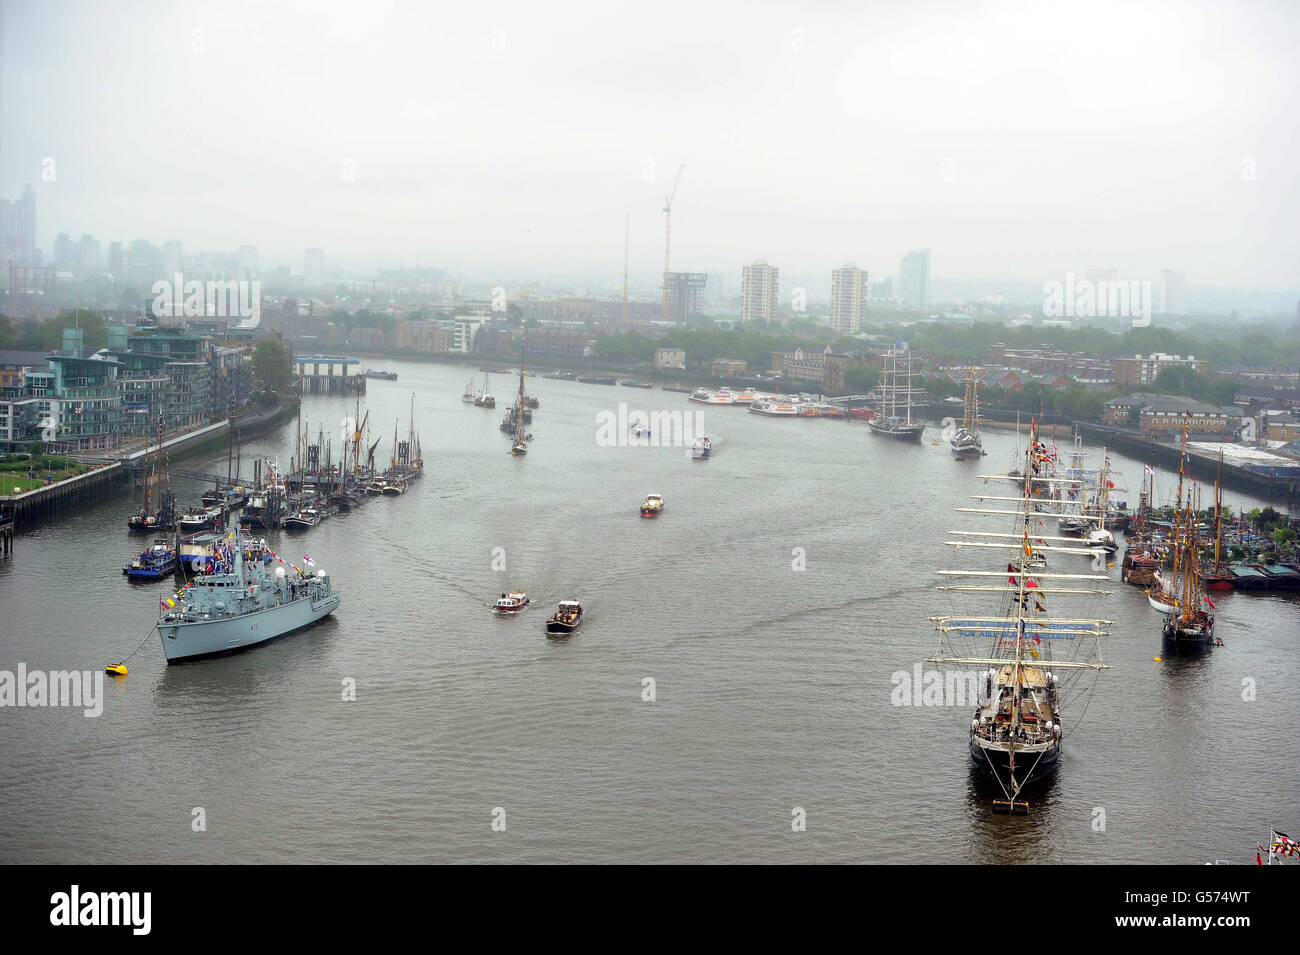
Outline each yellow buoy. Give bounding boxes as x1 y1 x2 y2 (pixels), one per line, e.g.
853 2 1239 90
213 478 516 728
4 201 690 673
105 663 128 676
1154 656 1162 662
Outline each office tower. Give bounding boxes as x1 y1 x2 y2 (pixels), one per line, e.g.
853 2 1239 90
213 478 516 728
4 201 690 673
898 249 931 308
305 248 325 289
0 185 37 271
1160 270 1186 316
238 245 259 280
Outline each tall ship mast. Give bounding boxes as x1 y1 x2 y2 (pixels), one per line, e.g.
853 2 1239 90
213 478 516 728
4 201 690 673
128 414 175 533
1200 450 1234 590
927 417 1111 811
868 346 925 441
509 343 530 456
950 366 984 458
1161 419 1217 650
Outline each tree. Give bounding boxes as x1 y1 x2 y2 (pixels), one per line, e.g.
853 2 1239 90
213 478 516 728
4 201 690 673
1205 378 1243 407
844 365 880 393
252 338 292 392
1153 365 1207 400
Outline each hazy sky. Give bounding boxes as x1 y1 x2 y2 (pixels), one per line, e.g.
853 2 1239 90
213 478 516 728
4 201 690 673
2 0 1297 292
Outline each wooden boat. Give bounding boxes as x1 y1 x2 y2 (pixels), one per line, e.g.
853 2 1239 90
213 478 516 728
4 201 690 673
545 600 584 636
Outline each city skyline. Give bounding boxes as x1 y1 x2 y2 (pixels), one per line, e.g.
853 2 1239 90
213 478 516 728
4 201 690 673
2 1 1297 296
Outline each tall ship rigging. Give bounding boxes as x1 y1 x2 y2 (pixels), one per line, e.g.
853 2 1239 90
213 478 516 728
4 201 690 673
868 347 925 441
127 415 176 533
927 417 1112 811
949 367 984 458
1160 420 1217 650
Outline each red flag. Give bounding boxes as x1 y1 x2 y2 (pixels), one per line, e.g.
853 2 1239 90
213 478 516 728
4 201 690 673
1027 580 1038 588
1257 852 1263 865
1204 596 1216 610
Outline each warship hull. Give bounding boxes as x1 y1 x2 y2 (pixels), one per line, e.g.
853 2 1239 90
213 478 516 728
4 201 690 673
157 590 341 662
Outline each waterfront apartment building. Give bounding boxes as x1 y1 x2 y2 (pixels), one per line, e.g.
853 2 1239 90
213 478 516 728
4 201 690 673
1112 352 1207 388
1102 394 1238 436
830 264 868 334
395 321 453 354
898 249 930 309
740 260 779 323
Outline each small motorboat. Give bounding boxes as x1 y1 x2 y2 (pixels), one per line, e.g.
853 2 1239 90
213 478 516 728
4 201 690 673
492 592 530 615
545 600 584 636
640 494 664 518
691 436 711 459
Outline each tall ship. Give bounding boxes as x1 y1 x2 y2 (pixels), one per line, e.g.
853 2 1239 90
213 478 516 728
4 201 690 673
949 367 984 458
868 348 925 441
1199 451 1236 591
1159 424 1216 651
155 530 341 663
506 352 531 456
128 415 176 533
927 417 1111 810
474 372 496 409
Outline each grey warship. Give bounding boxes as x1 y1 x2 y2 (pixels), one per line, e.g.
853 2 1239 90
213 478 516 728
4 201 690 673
156 530 341 662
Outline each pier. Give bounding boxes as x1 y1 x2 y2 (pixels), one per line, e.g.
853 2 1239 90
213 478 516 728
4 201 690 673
295 356 366 395
0 511 12 557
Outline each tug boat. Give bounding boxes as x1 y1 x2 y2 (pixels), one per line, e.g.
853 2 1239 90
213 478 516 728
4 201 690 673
640 494 664 518
492 592 530 615
123 540 178 580
545 600 584 636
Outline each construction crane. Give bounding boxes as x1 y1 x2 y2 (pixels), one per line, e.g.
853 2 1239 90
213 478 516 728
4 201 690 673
661 164 684 321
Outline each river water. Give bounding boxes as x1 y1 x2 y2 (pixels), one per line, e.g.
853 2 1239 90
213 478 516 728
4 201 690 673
1 357 1296 863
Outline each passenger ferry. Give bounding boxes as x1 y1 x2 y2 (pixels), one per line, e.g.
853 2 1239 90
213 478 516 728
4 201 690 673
749 398 800 416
